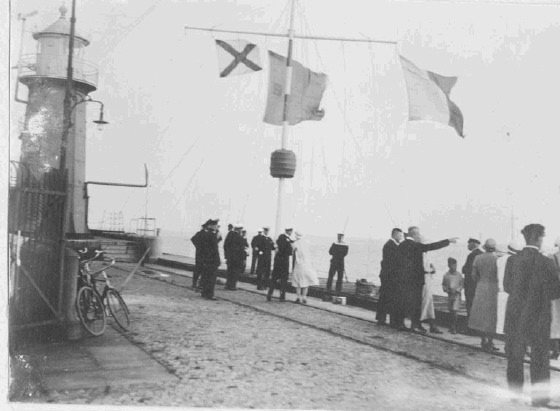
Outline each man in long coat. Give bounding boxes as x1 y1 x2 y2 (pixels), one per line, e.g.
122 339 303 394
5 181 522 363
376 228 403 326
255 227 275 290
462 238 483 323
199 219 221 300
504 224 560 408
396 226 457 332
190 223 208 290
267 227 294 302
250 229 263 274
225 224 246 290
223 224 234 282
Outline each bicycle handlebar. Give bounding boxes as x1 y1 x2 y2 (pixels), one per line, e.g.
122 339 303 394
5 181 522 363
79 257 116 277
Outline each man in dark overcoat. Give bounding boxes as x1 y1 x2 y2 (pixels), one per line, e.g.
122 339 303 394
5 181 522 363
225 224 246 290
255 227 275 290
504 223 560 408
190 222 208 290
223 223 234 283
250 229 263 274
326 233 349 294
267 227 294 302
199 219 221 300
396 226 457 332
462 238 483 323
376 228 403 326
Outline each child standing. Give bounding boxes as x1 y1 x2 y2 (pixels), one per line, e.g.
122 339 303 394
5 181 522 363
442 257 464 334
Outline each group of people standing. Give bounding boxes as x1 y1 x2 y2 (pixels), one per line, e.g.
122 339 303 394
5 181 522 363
374 223 560 408
191 219 560 407
190 221 323 304
462 226 560 408
375 226 457 333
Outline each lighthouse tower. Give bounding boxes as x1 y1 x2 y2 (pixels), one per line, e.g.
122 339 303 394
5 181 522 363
18 5 98 235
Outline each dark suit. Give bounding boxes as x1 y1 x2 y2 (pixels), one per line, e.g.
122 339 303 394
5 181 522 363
267 233 293 301
376 239 399 324
327 242 349 293
190 229 205 288
503 247 560 404
462 248 483 318
396 238 450 327
223 230 234 286
250 234 262 274
255 234 275 289
226 231 246 290
199 229 221 298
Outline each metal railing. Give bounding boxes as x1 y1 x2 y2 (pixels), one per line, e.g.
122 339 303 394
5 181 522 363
129 217 158 237
8 161 67 329
18 53 98 88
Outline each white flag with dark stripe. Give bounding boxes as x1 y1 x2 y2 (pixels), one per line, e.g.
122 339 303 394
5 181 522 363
400 55 464 137
215 39 262 78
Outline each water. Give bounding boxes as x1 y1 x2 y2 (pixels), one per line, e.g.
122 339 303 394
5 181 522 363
162 230 476 297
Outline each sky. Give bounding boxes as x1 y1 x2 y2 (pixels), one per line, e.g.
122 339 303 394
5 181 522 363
7 0 560 248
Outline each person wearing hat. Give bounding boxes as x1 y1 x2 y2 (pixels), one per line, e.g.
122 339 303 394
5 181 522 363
255 227 275 290
190 221 209 290
240 229 250 272
461 238 483 326
267 227 294 302
495 242 521 335
326 233 349 294
468 238 500 351
377 228 403 327
292 232 319 303
395 226 457 333
250 229 264 275
223 224 235 288
504 224 560 408
225 224 246 290
199 218 221 300
550 236 560 360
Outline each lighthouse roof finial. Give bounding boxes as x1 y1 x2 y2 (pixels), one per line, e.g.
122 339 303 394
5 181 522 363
33 3 90 46
59 3 68 18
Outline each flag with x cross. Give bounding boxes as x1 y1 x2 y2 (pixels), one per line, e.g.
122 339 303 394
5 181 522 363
215 39 262 78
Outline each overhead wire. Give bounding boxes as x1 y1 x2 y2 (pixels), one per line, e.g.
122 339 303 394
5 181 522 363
298 7 368 166
97 0 164 66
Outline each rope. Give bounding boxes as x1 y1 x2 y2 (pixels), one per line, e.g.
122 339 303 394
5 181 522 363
98 0 164 66
298 11 367 165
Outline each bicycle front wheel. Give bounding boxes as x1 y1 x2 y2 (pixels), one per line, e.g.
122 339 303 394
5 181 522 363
76 286 107 336
105 288 130 331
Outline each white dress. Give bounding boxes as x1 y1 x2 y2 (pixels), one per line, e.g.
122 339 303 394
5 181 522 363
292 238 319 288
495 253 511 334
420 253 436 321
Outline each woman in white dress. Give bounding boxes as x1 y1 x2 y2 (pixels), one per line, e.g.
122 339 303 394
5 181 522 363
419 240 442 334
292 232 319 304
550 237 560 359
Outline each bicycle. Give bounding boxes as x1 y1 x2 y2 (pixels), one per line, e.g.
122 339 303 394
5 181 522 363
76 249 131 336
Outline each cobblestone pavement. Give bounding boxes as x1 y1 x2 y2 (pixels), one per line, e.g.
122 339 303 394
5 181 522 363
16 266 560 410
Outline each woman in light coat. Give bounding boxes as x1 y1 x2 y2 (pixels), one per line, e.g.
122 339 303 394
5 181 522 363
468 238 499 351
292 232 319 304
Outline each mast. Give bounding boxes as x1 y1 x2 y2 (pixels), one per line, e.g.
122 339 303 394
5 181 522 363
274 0 297 237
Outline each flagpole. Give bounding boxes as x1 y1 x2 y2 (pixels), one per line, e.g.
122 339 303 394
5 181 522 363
184 25 398 45
275 0 296 238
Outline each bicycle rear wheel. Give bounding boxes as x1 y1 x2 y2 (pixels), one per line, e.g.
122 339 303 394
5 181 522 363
105 288 130 331
76 286 107 336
